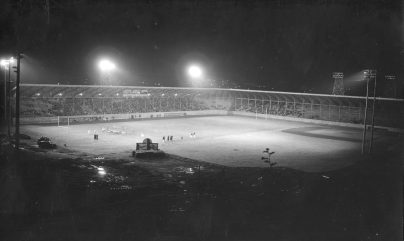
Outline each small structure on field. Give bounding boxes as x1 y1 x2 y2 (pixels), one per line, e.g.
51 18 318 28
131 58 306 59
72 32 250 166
37 136 57 149
132 138 165 158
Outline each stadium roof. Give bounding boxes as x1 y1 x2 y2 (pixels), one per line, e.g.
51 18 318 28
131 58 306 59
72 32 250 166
18 83 404 106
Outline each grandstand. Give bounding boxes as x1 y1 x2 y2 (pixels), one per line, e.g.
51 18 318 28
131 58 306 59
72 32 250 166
15 84 404 130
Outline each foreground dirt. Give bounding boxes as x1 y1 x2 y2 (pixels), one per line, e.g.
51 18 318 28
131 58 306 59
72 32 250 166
0 133 402 241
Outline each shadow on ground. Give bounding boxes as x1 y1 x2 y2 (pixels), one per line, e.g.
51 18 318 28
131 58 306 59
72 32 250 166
0 133 402 241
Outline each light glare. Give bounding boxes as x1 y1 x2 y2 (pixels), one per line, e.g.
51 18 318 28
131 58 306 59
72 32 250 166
187 65 203 78
98 59 116 71
0 57 15 68
97 167 106 175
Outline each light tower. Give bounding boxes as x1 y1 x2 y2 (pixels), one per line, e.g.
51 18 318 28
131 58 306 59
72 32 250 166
361 69 377 154
384 75 396 98
332 72 345 95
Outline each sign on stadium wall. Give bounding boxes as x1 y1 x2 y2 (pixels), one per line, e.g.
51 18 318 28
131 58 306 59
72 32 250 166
122 89 149 98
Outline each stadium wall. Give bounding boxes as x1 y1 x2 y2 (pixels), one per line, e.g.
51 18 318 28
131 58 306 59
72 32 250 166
18 110 229 125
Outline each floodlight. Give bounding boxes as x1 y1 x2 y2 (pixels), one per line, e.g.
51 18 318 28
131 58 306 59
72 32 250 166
187 65 203 78
0 59 7 67
98 59 116 72
1 57 15 68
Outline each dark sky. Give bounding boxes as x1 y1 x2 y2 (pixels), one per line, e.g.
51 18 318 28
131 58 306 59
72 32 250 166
0 0 402 94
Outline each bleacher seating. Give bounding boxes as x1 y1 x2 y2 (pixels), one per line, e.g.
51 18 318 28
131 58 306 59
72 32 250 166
17 84 404 129
20 97 212 117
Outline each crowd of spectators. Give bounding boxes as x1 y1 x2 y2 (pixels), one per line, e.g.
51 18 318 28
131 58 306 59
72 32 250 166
235 99 404 128
20 97 214 117
235 100 367 121
18 95 404 128
235 101 306 118
18 91 404 129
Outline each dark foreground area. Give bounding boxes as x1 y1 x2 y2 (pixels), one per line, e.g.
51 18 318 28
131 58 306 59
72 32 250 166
0 133 402 241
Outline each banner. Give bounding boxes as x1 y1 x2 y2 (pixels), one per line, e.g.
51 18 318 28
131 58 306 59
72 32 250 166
122 89 149 98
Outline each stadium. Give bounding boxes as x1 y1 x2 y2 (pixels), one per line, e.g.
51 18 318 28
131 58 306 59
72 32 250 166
0 83 402 241
1 1 403 240
14 83 404 171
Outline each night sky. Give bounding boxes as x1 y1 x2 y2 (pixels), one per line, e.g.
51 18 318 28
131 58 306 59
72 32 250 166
0 0 402 94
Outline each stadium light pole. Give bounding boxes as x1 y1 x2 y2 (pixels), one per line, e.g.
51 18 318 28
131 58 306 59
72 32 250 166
98 59 116 85
368 70 377 153
1 58 11 121
13 53 22 150
2 57 15 138
361 69 376 155
361 70 370 155
7 58 13 138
